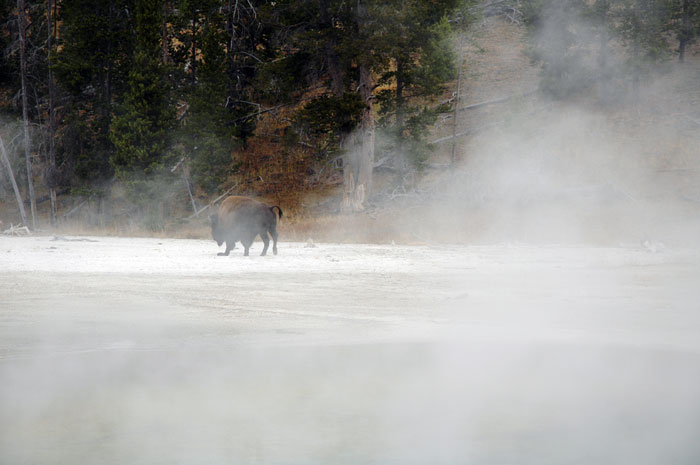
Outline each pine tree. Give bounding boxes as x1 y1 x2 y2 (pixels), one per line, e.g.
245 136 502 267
17 0 37 228
522 0 593 98
672 0 700 62
178 1 235 193
0 0 18 95
171 0 264 194
55 0 136 186
375 10 457 171
110 0 175 179
262 0 463 211
614 0 674 91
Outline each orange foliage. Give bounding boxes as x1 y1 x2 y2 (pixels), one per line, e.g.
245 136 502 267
224 93 342 218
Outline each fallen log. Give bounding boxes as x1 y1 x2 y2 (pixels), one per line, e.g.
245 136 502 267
63 200 87 219
35 187 71 205
2 223 31 236
186 184 237 219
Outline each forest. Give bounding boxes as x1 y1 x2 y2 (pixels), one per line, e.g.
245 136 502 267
0 0 699 237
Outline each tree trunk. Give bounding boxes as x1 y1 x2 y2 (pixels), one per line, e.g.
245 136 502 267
341 0 374 213
357 63 374 183
182 164 198 216
46 0 57 226
103 3 114 121
0 135 29 226
319 0 344 97
341 63 374 212
191 6 197 85
679 0 691 62
395 56 408 180
162 1 170 64
451 34 464 166
679 39 687 63
18 0 37 229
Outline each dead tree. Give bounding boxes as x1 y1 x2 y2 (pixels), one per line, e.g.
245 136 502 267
0 135 29 226
17 0 37 229
171 157 198 216
451 31 465 165
341 63 374 212
341 0 375 213
46 0 58 225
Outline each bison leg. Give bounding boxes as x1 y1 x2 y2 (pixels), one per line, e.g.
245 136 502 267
218 241 235 256
260 231 270 256
269 228 279 255
241 238 252 256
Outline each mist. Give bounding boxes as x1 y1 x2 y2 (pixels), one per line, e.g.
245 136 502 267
3 236 700 464
377 7 700 248
3 296 700 465
5 342 700 465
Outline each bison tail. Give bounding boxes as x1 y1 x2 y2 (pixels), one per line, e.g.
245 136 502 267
271 206 283 219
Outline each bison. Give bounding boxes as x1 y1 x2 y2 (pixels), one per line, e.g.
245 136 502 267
210 196 282 256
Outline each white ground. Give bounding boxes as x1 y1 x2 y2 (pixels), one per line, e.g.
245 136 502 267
1 235 700 464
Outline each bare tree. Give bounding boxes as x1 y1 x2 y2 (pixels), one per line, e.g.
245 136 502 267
678 0 697 62
341 63 375 212
451 32 465 166
319 0 344 97
46 0 57 225
0 135 29 226
341 1 375 213
17 0 37 229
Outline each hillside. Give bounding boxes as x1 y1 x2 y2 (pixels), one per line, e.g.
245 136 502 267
3 14 700 246
282 15 700 246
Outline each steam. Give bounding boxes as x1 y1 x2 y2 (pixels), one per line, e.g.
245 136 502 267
2 234 700 464
2 300 700 464
408 13 700 247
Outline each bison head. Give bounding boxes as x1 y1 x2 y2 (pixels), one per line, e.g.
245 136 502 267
210 213 224 246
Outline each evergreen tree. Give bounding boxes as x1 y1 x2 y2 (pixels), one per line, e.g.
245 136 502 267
524 0 674 99
672 0 700 61
0 0 18 98
375 10 457 169
522 0 594 98
171 0 264 193
614 0 674 80
110 0 175 179
55 0 135 186
262 0 463 209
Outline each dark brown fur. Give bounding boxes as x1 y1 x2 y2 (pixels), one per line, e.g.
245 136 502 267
210 196 282 256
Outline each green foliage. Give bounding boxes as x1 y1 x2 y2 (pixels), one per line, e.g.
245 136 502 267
522 0 596 98
122 173 179 231
671 0 700 57
110 0 175 180
263 0 463 170
293 93 366 157
614 0 674 69
170 0 264 193
418 17 459 93
523 0 682 98
377 105 445 168
376 12 458 167
16 0 698 212
255 52 316 102
0 0 19 93
0 0 474 205
53 0 136 185
62 113 114 183
54 0 135 97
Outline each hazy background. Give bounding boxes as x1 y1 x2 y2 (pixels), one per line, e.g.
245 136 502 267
383 9 700 247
